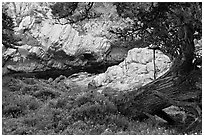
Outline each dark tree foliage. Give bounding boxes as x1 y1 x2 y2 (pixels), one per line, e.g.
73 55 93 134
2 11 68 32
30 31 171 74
51 2 79 19
2 7 19 49
50 2 95 24
113 2 202 59
114 3 201 59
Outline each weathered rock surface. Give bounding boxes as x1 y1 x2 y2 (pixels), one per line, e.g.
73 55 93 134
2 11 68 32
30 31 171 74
91 48 172 91
3 2 129 76
60 48 172 91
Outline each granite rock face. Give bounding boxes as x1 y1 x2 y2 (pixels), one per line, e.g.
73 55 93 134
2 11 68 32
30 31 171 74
2 2 125 74
92 48 172 91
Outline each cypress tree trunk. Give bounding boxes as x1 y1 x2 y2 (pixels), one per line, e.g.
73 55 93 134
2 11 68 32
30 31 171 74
115 23 201 127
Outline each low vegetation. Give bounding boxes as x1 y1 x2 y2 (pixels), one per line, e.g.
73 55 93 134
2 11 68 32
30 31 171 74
2 76 201 135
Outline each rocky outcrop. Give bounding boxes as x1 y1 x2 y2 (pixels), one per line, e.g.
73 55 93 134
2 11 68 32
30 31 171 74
59 48 171 92
3 2 130 76
91 48 172 91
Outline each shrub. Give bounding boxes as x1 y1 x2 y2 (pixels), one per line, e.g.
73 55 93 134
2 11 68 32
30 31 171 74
2 94 42 118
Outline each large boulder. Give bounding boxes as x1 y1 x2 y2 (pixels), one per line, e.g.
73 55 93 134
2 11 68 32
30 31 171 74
92 48 172 91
